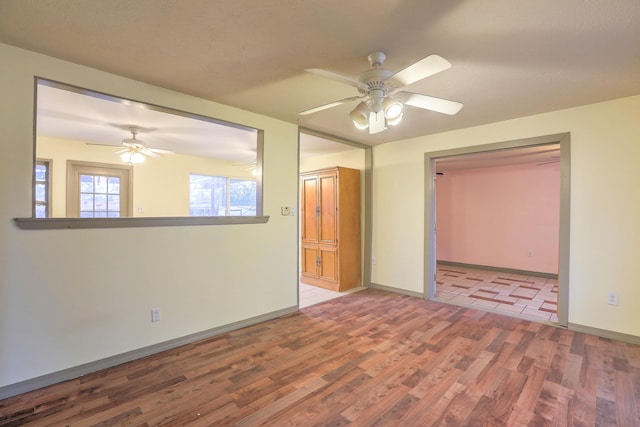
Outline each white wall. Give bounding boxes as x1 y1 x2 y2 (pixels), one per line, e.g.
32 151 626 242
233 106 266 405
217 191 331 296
300 148 365 173
0 44 299 388
372 94 640 337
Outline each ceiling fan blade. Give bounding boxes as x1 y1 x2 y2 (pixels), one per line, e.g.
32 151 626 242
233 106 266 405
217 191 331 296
389 54 452 87
299 96 363 115
399 92 463 115
140 148 161 158
148 148 174 154
86 142 120 147
305 68 369 92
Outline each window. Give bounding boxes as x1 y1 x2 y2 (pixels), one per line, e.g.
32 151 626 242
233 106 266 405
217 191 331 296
190 174 256 216
79 174 122 218
34 159 51 218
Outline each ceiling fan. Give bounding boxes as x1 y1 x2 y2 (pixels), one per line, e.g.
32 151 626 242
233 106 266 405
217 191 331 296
115 127 174 164
299 52 463 134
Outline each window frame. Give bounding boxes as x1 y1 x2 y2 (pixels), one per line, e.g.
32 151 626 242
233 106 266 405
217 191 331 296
16 77 268 230
33 158 52 218
66 160 133 218
189 174 257 217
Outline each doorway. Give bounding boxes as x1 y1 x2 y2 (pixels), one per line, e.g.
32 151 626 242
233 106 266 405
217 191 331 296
66 161 132 217
298 129 372 308
425 133 570 327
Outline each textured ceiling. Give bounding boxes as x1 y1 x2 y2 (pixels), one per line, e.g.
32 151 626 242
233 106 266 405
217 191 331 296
1 0 640 147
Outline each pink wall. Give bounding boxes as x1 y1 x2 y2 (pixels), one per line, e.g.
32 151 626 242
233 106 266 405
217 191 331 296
436 162 560 274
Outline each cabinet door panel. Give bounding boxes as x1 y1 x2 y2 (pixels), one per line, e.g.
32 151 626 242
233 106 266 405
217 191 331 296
319 173 337 244
301 176 318 243
301 245 319 278
319 246 338 283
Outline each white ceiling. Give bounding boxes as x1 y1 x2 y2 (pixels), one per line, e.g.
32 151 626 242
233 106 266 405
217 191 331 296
1 0 640 151
37 83 259 162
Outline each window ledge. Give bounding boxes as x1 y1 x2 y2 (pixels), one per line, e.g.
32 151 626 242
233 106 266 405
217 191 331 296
14 216 270 230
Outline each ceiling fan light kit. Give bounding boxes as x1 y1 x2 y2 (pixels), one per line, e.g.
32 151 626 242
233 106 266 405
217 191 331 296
349 102 370 129
115 127 174 164
120 150 145 164
300 51 463 134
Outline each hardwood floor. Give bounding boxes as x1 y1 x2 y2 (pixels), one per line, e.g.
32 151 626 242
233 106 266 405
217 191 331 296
1 289 639 426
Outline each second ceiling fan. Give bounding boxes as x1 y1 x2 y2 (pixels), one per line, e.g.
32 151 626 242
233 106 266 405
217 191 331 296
116 127 174 164
299 52 463 134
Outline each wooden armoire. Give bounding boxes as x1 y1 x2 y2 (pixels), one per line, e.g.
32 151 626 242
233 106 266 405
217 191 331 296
300 167 361 291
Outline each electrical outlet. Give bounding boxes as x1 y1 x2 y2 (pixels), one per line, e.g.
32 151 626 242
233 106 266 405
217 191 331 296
151 307 161 322
607 292 619 306
372 256 377 265
281 206 290 216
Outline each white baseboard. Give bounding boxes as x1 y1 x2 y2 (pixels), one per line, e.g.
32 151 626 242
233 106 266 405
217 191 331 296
370 282 424 299
568 323 640 345
0 306 298 400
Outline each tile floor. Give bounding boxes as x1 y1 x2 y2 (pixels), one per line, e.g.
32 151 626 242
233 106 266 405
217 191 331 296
299 283 366 308
299 265 558 323
435 264 558 322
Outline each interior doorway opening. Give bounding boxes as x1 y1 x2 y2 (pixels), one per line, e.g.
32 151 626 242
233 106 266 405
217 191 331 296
298 130 372 308
425 133 570 326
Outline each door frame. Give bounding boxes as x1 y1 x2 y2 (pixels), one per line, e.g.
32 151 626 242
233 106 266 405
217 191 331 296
424 133 571 327
66 160 133 217
298 128 373 290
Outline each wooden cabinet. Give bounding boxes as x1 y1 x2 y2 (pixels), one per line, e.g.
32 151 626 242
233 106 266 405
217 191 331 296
300 167 361 291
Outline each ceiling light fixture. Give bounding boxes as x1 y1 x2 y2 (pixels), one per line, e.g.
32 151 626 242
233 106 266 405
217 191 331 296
387 112 403 126
349 102 370 130
383 97 403 120
349 96 404 133
120 149 145 164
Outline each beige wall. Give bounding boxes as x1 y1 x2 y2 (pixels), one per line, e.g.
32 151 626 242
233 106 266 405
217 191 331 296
0 43 298 388
300 148 365 173
37 136 254 217
372 94 640 337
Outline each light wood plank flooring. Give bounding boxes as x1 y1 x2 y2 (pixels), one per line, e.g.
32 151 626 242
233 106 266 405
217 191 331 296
1 289 639 426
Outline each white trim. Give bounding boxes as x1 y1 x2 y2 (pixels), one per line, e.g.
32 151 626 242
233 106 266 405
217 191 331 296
568 323 640 345
370 282 424 299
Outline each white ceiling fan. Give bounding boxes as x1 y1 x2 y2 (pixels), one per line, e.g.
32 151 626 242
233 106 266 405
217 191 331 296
115 127 174 164
299 52 463 134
